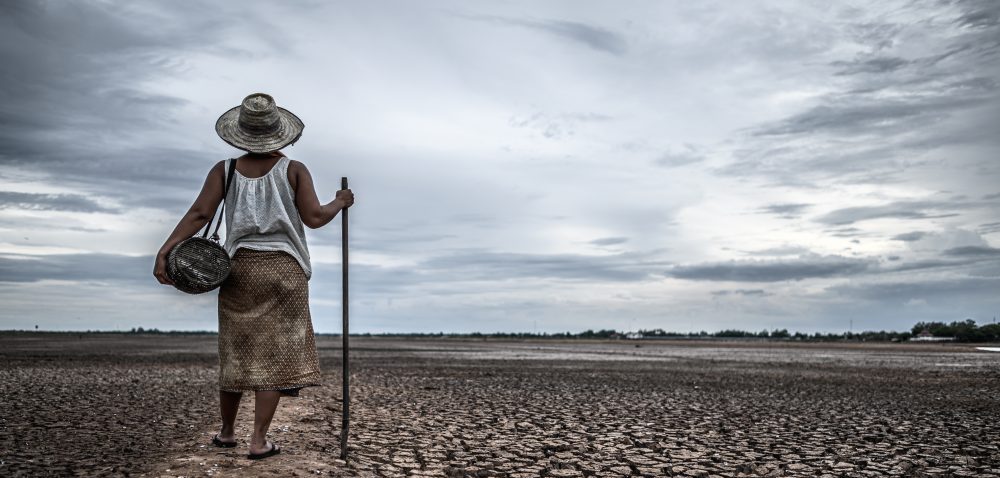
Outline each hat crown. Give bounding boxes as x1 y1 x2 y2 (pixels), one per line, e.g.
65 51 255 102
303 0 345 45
237 93 281 135
216 92 304 153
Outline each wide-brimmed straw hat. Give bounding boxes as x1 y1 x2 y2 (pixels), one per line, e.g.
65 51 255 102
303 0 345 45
215 93 304 153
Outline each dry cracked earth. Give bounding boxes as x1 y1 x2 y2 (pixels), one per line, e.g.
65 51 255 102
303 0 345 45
1 333 998 477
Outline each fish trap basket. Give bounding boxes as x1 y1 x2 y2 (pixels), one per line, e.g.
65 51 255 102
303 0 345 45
166 158 238 294
167 236 231 294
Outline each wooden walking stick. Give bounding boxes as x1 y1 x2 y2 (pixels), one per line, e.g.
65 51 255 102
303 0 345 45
340 176 350 460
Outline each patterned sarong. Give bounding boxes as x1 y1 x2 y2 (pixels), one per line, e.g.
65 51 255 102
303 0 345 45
217 248 321 396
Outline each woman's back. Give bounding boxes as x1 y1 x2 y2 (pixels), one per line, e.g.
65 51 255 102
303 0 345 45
235 154 283 179
224 155 312 279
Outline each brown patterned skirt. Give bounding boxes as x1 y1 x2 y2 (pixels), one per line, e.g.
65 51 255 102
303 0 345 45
217 248 321 396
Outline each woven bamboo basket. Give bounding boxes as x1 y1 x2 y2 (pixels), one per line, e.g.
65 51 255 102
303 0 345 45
167 236 231 294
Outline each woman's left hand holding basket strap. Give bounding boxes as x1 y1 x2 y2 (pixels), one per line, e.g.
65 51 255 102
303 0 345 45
154 159 239 285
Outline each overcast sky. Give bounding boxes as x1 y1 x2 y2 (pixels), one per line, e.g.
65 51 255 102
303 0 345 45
1 0 998 333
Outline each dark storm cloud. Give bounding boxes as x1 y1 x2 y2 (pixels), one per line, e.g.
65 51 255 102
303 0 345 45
0 253 152 283
666 255 873 282
460 15 627 55
0 192 119 214
0 2 287 213
891 231 927 242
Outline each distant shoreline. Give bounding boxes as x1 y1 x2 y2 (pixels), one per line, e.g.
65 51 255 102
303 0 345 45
2 330 995 350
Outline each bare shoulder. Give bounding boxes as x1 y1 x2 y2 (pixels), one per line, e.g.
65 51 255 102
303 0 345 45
207 160 226 180
287 159 309 175
286 159 311 193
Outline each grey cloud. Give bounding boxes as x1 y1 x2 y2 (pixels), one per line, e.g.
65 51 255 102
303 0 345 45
829 227 864 238
720 2 1000 189
0 191 119 213
943 246 1000 257
745 245 812 256
666 255 872 282
0 2 285 214
0 253 152 283
816 201 965 225
827 276 1000 303
654 153 702 168
891 231 927 242
534 20 627 55
590 237 628 246
311 262 424 297
308 249 670 301
711 289 769 297
508 111 613 139
832 55 910 75
654 144 704 168
978 222 1000 234
752 93 987 137
880 258 971 274
876 249 1000 274
668 249 998 285
956 1 1000 28
23 146 223 215
846 21 902 53
759 203 810 218
421 249 665 282
461 15 627 55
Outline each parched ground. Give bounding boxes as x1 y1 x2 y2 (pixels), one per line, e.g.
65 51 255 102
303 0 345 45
1 333 998 477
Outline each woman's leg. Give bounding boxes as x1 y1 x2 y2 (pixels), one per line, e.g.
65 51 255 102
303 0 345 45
249 390 281 454
218 390 242 442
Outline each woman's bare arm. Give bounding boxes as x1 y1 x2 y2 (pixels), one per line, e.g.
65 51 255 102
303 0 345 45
153 161 227 285
288 160 354 229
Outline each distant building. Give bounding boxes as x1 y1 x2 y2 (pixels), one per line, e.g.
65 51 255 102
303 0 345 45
910 328 955 342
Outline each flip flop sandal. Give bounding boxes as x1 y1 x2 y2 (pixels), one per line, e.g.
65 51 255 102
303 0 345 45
248 442 280 460
212 434 237 448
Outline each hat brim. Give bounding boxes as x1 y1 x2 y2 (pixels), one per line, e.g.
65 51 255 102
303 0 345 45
215 106 304 153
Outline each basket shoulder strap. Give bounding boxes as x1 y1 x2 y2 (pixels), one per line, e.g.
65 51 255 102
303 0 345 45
201 158 239 239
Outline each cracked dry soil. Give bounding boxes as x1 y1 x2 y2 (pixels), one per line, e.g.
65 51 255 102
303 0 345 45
1 333 998 477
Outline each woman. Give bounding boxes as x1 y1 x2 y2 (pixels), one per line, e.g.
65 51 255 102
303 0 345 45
153 93 354 460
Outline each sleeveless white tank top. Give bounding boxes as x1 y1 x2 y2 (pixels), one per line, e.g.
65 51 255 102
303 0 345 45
223 156 312 279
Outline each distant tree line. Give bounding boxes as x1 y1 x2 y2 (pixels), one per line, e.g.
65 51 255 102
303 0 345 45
912 320 1000 342
6 319 998 342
